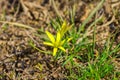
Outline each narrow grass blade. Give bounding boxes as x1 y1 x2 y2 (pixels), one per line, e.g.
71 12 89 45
78 0 105 33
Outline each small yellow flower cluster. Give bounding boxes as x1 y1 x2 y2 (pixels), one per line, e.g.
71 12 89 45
43 21 72 56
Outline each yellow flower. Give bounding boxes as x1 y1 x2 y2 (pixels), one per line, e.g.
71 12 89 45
43 31 66 56
43 21 72 56
59 21 72 38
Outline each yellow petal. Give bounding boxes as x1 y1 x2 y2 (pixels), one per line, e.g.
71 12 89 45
53 48 58 56
43 42 54 47
61 21 67 29
60 39 65 46
60 21 72 38
46 31 55 43
60 21 67 37
67 37 73 42
56 32 61 44
59 46 66 52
